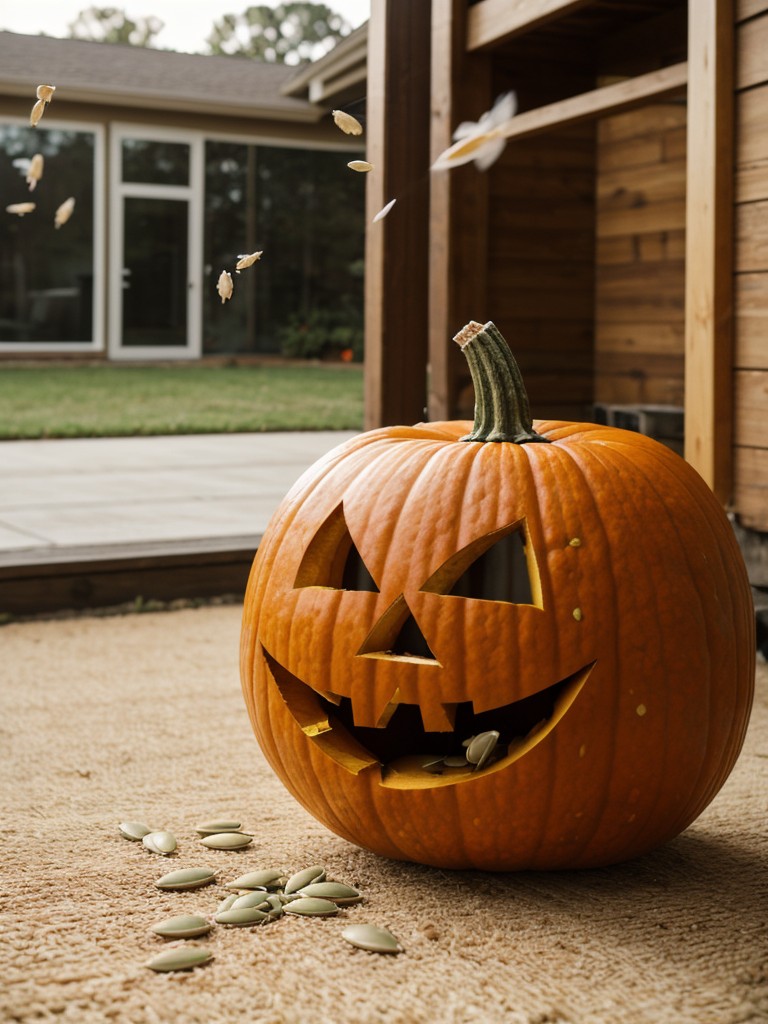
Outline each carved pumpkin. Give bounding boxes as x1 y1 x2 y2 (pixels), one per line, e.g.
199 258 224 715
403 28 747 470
240 321 755 870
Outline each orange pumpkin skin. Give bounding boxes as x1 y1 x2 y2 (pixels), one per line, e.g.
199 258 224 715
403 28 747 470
240 338 755 871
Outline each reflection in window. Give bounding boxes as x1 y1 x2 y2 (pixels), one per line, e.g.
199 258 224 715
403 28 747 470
203 142 364 357
122 138 189 186
0 124 96 344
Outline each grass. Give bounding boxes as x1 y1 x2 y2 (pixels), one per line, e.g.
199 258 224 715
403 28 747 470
0 363 364 438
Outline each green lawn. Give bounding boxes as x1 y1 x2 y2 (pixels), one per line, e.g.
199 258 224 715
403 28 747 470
0 363 364 438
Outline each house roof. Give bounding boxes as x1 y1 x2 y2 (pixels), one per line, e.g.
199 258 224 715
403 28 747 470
283 22 367 105
0 31 326 122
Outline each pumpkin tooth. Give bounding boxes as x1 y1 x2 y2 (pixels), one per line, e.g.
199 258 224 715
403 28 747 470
417 700 457 733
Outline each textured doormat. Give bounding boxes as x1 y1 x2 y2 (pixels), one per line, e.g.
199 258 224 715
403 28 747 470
2 606 766 1024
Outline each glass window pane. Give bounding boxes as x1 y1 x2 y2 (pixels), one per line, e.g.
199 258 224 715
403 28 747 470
202 141 364 358
122 196 188 347
122 138 189 185
0 124 96 344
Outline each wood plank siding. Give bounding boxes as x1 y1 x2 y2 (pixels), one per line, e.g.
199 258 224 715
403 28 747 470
735 2 768 529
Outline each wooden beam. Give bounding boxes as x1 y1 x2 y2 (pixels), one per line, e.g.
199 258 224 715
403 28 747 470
429 0 493 420
364 0 432 429
467 0 592 51
684 0 734 503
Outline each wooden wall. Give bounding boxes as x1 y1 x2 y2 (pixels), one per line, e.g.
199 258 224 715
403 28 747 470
594 101 687 407
734 0 768 531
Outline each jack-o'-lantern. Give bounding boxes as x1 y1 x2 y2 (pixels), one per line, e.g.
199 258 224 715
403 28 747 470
240 321 755 870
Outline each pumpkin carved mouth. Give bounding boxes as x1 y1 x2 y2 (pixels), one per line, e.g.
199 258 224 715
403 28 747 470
262 646 593 789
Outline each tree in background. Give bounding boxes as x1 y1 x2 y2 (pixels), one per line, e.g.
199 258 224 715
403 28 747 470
67 7 164 46
207 3 350 63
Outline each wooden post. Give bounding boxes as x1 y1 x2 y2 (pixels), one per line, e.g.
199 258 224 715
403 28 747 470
429 0 493 420
364 0 432 429
684 0 734 502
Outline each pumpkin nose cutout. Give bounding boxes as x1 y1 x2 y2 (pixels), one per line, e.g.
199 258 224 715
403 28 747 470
357 595 439 665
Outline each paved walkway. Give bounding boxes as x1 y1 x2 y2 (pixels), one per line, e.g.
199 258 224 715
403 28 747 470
0 432 356 565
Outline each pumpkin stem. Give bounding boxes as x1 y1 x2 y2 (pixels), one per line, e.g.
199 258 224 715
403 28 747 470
454 321 550 444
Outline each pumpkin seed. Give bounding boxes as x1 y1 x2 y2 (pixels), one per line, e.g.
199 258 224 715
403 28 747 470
150 914 213 939
217 893 239 913
215 907 269 927
422 758 445 773
283 897 339 917
145 945 213 972
443 754 469 768
332 109 363 135
347 159 373 173
155 867 216 891
342 924 403 954
143 830 177 855
461 736 476 748
226 869 284 891
118 821 152 841
194 820 243 837
284 865 326 894
465 730 500 770
199 832 253 850
298 882 362 905
231 892 271 911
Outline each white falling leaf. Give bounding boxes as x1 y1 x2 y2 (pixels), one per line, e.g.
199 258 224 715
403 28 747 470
332 110 363 136
433 91 518 172
235 251 263 273
6 202 36 217
26 153 44 192
372 198 396 223
347 160 373 173
54 197 75 229
217 270 233 304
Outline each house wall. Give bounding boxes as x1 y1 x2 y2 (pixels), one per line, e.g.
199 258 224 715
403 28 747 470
734 0 768 532
594 101 687 408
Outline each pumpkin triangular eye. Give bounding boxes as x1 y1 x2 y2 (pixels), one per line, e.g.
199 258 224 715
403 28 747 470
421 520 541 606
294 503 379 592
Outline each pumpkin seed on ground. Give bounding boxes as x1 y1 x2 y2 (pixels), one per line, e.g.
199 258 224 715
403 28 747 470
443 755 469 768
231 892 271 911
342 924 403 954
145 945 213 972
194 819 242 836
225 869 284 891
142 830 177 855
118 821 152 841
215 907 269 927
151 914 213 939
217 893 239 913
298 882 363 905
199 832 253 850
284 865 326 894
155 867 216 891
283 897 339 917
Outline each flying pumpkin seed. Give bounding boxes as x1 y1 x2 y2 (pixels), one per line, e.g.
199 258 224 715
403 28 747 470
29 99 46 127
6 202 36 216
332 110 363 136
347 160 373 173
235 251 263 273
36 84 56 103
217 270 233 304
372 198 396 223
54 197 75 229
26 153 44 191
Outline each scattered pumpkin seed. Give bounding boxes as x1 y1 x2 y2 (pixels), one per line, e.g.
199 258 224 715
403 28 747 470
118 821 152 841
54 197 75 229
217 269 233 303
36 83 56 103
155 867 216 891
226 870 284 891
215 907 270 927
342 923 403 954
283 897 339 917
145 945 213 972
332 109 363 135
466 730 500 770
199 832 253 850
298 882 362 905
217 893 239 913
372 198 396 223
347 160 373 173
6 202 36 216
194 819 242 836
151 914 213 939
143 830 177 855
443 755 469 768
573 607 583 621
284 865 326 894
231 892 271 911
